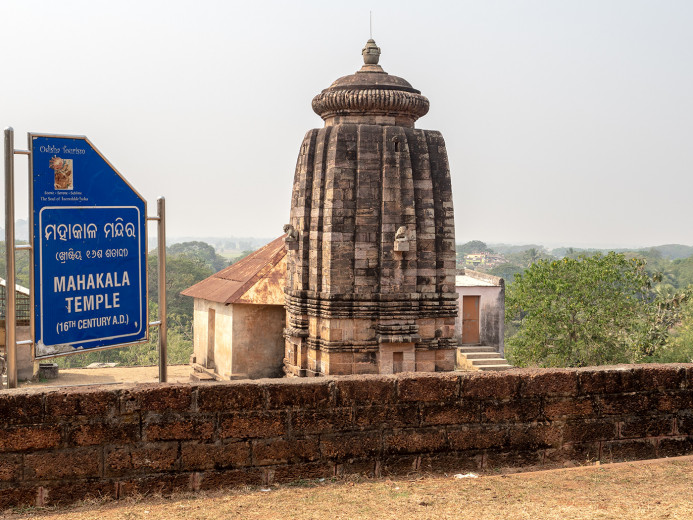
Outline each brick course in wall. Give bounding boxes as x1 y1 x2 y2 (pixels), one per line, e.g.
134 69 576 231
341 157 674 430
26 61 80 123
2 364 693 508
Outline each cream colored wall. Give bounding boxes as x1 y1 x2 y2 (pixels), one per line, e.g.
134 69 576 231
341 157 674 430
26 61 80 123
192 299 234 378
231 304 285 379
193 299 285 379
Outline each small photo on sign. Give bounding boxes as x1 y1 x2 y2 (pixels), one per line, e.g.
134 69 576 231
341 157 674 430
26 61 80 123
49 156 73 190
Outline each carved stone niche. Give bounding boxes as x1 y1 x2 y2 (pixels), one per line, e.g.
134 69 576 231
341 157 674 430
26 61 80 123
283 224 299 250
394 225 414 252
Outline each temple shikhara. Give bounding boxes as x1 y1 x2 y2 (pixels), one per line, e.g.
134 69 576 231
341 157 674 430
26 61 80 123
282 40 458 376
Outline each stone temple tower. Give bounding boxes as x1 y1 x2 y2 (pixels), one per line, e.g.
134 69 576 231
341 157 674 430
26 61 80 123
284 40 457 376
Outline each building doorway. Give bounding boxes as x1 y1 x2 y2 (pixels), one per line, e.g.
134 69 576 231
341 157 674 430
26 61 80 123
462 295 480 344
392 352 404 373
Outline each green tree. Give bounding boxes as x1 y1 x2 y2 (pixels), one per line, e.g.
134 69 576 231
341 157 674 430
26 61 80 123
168 241 229 271
669 257 693 289
506 253 653 367
148 252 214 317
488 262 524 282
456 240 491 255
652 297 693 363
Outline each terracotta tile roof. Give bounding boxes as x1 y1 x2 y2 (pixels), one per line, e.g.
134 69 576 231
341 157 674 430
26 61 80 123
180 235 286 304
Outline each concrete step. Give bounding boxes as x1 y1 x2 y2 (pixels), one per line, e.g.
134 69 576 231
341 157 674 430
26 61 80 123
458 345 496 353
189 372 216 382
455 346 513 372
471 357 509 366
190 363 221 382
464 352 502 360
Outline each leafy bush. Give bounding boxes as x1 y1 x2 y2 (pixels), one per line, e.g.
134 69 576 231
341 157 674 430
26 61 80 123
506 253 652 367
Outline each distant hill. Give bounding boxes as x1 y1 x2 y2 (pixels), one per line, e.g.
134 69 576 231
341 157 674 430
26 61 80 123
644 244 693 260
0 219 28 241
147 235 274 252
462 242 693 260
487 243 546 255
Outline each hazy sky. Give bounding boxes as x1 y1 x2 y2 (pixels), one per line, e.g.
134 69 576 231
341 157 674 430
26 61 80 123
2 0 692 248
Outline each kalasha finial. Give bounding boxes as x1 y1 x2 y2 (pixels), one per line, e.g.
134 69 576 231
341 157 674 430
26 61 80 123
362 39 381 65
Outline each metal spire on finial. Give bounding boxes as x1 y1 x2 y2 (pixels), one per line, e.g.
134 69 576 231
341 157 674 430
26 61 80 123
370 11 373 39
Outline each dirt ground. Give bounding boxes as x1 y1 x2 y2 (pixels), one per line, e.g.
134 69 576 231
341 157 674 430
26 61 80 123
2 456 693 520
16 365 193 388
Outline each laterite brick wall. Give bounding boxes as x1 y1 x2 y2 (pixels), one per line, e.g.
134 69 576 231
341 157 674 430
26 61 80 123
2 364 693 509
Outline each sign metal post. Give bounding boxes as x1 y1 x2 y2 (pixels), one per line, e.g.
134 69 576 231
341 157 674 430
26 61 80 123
4 128 17 388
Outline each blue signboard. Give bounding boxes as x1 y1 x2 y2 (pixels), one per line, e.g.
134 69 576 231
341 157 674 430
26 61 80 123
31 134 147 358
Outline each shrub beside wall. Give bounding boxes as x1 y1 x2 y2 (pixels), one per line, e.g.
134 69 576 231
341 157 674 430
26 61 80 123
1 364 693 509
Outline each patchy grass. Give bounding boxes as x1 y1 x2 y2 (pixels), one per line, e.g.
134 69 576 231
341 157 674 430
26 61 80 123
4 457 693 519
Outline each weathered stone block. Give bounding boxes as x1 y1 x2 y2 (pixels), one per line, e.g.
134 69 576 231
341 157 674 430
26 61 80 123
543 397 595 420
448 426 506 451
563 420 618 443
0 454 22 482
320 431 382 459
252 437 320 466
577 367 638 395
180 441 251 470
0 485 40 510
657 437 693 458
335 376 395 406
397 373 459 402
24 447 102 480
0 392 43 425
265 380 332 409
144 415 215 442
354 404 420 429
383 427 447 454
120 384 192 413
598 393 651 416
197 382 266 412
105 442 179 476
68 419 140 446
420 401 479 425
506 423 562 450
521 369 579 397
635 365 686 391
619 416 674 439
46 387 118 417
655 391 693 413
482 399 542 423
0 425 61 453
219 411 288 439
291 408 353 435
461 372 521 399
